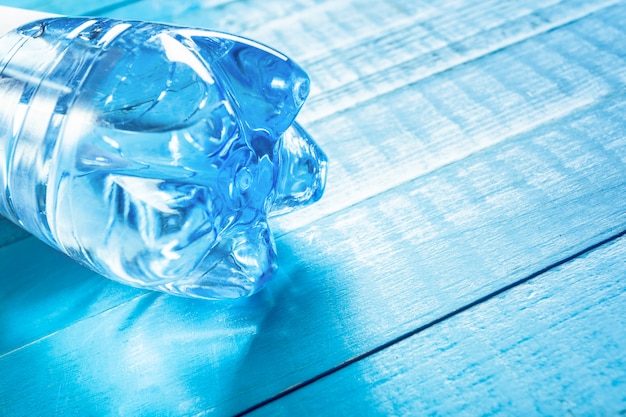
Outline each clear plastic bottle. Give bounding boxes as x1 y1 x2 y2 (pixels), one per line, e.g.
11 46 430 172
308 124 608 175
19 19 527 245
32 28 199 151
0 16 327 299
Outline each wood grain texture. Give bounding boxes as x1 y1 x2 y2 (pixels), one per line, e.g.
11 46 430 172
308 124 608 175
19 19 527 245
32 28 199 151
1 85 625 416
103 0 626 233
0 0 140 15
0 238 145 356
0 0 625 415
250 234 626 416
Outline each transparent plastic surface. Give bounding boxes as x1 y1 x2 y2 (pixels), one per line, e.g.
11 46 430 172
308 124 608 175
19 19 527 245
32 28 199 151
0 17 327 299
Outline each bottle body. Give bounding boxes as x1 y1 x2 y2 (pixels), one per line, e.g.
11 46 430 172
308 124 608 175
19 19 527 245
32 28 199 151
0 17 327 299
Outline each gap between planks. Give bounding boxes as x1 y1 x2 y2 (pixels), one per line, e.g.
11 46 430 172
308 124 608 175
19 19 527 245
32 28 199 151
0 0 624 357
233 227 626 416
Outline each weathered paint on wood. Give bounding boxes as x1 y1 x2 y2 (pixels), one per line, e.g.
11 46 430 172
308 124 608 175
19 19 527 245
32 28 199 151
251 234 626 416
0 0 141 15
0 0 625 415
2 84 625 416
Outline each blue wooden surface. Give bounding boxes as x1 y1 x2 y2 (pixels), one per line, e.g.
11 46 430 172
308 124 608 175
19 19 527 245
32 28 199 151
1 0 626 415
253 233 626 416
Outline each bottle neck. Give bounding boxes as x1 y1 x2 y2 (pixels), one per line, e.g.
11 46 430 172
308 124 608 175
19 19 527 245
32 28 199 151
0 6 58 37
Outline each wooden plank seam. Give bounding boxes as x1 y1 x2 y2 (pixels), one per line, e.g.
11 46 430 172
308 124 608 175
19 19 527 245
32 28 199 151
0 1 624 414
233 227 626 416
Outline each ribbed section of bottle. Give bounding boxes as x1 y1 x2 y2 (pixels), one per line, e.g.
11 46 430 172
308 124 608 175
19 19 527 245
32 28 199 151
0 18 101 248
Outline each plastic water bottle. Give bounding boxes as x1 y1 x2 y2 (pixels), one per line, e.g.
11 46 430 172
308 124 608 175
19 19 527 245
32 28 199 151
0 13 327 299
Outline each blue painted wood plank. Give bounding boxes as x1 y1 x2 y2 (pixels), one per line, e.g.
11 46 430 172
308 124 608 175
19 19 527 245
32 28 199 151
249 234 626 416
0 238 145 356
105 0 626 236
0 0 625 415
0 0 139 15
1 0 619 356
1 93 625 415
3 0 623 232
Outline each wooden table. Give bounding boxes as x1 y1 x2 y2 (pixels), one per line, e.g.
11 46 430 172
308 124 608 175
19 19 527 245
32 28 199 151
1 0 626 415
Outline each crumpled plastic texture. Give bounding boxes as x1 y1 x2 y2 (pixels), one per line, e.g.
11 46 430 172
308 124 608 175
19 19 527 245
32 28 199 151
0 17 327 299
